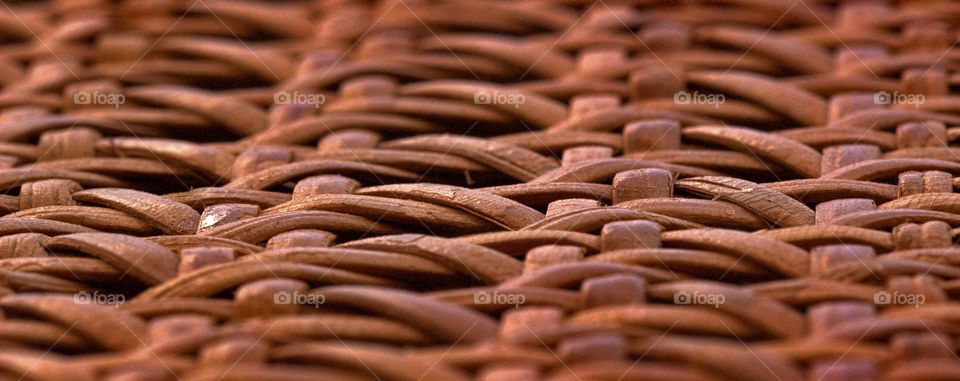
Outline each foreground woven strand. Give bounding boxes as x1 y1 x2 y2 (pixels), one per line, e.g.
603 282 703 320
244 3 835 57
0 0 959 380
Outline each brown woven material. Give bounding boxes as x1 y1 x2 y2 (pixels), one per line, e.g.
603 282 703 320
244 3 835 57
0 0 959 380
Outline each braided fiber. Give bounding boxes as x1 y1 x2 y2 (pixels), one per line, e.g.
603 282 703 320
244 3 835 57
0 0 959 380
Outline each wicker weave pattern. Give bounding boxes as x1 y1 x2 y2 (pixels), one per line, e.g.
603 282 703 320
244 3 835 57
0 1 959 380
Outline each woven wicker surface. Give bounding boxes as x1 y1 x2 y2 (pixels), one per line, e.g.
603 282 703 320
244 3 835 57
1 0 959 380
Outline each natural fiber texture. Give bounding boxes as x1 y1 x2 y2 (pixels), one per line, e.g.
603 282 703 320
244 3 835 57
1 0 959 380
